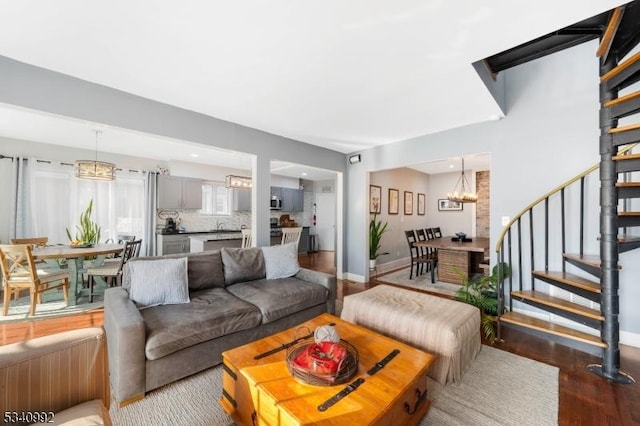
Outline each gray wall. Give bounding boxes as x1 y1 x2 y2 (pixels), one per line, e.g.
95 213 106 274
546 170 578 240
0 56 347 250
346 40 640 339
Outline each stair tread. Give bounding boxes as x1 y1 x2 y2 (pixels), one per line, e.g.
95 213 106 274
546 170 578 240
619 234 640 243
619 211 640 217
563 253 622 270
500 312 607 348
616 181 640 187
601 51 640 82
604 89 640 108
511 290 603 320
609 123 640 134
612 153 640 161
533 270 601 293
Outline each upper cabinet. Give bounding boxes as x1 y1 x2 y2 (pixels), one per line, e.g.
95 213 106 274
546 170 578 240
281 187 304 212
233 189 252 211
158 175 203 210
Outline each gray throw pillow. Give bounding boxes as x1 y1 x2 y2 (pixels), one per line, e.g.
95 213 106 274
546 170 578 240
221 247 266 286
125 257 190 307
261 242 300 279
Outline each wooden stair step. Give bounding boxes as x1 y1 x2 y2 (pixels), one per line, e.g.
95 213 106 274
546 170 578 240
609 124 640 147
511 290 604 321
617 181 640 198
601 51 640 90
619 211 640 216
596 6 624 61
500 311 607 348
533 270 601 294
604 89 640 119
562 253 602 270
613 152 640 173
618 234 640 253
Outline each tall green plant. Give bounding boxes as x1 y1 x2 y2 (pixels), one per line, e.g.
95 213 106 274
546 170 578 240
455 262 510 344
66 199 101 245
369 211 389 260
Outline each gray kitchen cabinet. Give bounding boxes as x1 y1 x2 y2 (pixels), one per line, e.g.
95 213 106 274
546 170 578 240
157 233 190 255
233 189 252 211
157 175 203 210
281 187 304 212
202 239 242 251
270 186 282 199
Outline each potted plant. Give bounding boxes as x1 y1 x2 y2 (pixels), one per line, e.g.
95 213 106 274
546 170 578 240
66 199 101 247
369 211 389 269
455 262 510 344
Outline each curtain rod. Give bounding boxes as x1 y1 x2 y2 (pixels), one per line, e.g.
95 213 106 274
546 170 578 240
0 154 152 174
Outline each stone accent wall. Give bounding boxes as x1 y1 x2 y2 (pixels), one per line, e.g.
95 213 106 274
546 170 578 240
476 171 490 238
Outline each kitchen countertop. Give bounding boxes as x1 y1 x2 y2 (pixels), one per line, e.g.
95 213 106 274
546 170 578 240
189 232 242 242
157 229 242 236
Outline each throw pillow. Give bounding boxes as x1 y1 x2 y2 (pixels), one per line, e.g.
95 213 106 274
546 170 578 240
261 242 300 280
125 257 190 307
221 247 266 286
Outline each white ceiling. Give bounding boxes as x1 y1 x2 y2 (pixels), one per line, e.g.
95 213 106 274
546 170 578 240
0 1 625 173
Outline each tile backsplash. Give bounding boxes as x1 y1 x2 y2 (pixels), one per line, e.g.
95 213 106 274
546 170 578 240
157 209 309 232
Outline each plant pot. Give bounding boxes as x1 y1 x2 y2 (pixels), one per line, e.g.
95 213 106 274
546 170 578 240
369 259 377 270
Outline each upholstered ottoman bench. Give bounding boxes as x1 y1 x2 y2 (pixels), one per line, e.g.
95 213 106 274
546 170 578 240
340 284 481 384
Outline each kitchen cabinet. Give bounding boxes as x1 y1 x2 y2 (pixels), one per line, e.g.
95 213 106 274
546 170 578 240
233 189 252 211
157 234 190 255
158 175 203 210
281 188 304 212
270 186 282 199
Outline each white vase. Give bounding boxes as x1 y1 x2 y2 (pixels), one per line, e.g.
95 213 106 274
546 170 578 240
369 259 377 270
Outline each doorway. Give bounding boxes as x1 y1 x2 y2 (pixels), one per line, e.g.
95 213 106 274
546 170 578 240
314 193 336 251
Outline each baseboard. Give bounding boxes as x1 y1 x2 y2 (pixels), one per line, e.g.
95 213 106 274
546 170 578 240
344 272 366 283
376 258 410 275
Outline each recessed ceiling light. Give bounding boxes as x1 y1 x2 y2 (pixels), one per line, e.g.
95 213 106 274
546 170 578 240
301 172 308 176
190 153 199 158
449 164 455 169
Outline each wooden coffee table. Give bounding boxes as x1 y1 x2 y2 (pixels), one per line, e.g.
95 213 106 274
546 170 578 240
219 313 435 425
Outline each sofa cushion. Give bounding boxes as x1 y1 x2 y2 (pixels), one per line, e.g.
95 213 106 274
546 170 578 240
141 287 262 360
127 258 190 307
221 247 265 286
124 250 225 290
226 277 328 324
32 399 111 426
261 242 300 279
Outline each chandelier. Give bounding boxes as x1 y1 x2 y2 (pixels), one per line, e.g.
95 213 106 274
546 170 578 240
75 130 116 181
447 157 477 203
225 175 252 190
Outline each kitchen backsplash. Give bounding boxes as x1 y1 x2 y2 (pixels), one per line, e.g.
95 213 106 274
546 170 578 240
157 208 310 232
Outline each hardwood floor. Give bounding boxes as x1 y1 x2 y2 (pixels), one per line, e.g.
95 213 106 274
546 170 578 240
2 251 638 425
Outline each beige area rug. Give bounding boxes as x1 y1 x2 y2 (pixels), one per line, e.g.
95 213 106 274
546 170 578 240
0 293 103 323
376 266 462 297
109 345 558 426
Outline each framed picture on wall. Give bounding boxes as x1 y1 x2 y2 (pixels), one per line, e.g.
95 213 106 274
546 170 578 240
388 188 399 215
370 185 382 214
438 198 463 211
417 193 425 215
404 191 413 215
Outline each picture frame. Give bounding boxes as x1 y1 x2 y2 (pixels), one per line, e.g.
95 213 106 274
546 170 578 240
388 188 399 215
438 198 463 211
417 193 425 215
369 185 382 214
404 191 413 215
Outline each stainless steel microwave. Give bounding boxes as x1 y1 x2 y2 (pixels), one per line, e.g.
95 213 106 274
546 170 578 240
270 196 282 210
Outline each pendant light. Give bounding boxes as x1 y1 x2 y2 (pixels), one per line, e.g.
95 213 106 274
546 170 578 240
447 157 477 203
225 175 252 189
75 130 116 181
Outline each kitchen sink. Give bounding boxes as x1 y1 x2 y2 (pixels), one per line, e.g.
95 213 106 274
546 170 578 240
208 229 240 233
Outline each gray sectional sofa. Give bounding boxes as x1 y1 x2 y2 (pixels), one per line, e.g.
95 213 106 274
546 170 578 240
104 245 336 406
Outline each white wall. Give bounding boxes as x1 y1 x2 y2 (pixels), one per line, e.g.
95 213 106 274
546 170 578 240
346 40 640 339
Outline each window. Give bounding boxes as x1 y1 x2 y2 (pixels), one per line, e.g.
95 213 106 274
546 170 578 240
29 162 145 245
201 182 231 216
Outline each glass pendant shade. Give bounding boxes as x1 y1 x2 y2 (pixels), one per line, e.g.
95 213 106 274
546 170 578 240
225 175 252 189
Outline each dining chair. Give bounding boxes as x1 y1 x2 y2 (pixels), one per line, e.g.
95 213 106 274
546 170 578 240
415 229 429 275
0 244 69 316
9 237 51 298
241 229 252 248
86 239 142 302
425 228 435 240
433 227 443 238
281 227 303 249
103 234 137 263
404 230 436 280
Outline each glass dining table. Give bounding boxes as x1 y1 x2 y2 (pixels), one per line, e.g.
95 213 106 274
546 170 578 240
32 243 124 305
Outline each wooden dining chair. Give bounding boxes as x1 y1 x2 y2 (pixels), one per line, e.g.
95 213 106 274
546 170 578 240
0 244 69 316
9 237 51 299
404 230 437 282
86 239 142 302
281 227 303 249
241 229 252 248
433 227 443 238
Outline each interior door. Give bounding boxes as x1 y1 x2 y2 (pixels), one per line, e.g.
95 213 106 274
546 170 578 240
314 193 336 251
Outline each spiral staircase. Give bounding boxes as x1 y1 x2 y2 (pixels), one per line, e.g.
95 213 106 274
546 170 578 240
487 2 640 383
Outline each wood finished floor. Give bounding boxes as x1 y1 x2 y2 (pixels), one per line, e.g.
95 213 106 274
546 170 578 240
1 251 638 425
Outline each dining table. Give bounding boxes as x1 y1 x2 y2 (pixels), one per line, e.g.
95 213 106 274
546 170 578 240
415 236 490 284
32 243 124 306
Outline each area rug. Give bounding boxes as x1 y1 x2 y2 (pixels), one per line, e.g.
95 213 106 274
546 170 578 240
109 345 558 426
0 294 103 323
376 266 462 297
